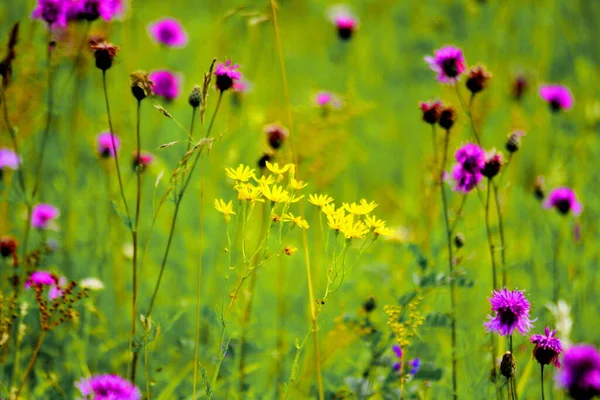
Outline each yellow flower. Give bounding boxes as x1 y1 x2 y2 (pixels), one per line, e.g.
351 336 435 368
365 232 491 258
290 178 308 190
309 193 333 208
321 203 335 216
342 199 378 215
364 215 386 229
327 208 353 232
282 213 310 229
341 220 370 240
265 161 291 175
288 194 305 203
235 183 263 202
253 174 275 185
261 184 289 203
214 199 236 223
225 164 255 182
374 226 394 236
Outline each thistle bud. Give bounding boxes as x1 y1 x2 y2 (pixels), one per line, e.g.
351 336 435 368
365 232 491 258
0 236 18 258
500 352 516 379
481 150 503 179
257 154 272 169
90 42 119 71
466 65 491 95
130 70 154 101
419 100 442 125
533 176 545 201
265 124 289 150
505 130 525 153
438 106 457 130
188 85 202 108
512 74 528 101
453 233 465 249
362 297 376 313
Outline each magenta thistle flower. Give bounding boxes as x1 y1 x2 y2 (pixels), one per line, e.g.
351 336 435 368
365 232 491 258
265 123 289 150
214 60 241 92
543 187 583 216
31 0 68 28
68 0 122 22
132 151 153 172
148 18 188 48
484 288 534 336
392 344 403 370
556 344 600 400
24 271 58 289
419 100 442 124
449 143 485 193
75 374 141 400
531 327 562 367
97 132 119 158
31 203 59 229
315 91 342 109
540 84 574 112
149 70 182 101
425 46 466 84
48 276 67 300
0 148 20 170
327 5 359 40
232 76 251 93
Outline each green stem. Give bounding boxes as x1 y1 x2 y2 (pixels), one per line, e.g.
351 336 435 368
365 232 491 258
540 365 545 400
15 331 46 399
493 184 508 287
485 180 498 290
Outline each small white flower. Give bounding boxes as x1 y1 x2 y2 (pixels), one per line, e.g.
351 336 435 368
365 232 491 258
80 278 105 291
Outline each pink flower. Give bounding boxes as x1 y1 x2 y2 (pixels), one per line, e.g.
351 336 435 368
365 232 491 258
214 60 241 92
67 0 122 22
76 374 141 400
149 70 182 100
0 148 20 170
97 132 119 158
31 203 59 229
48 276 67 300
543 187 583 216
232 76 252 93
31 0 68 28
132 152 153 172
540 84 573 112
24 271 57 289
425 46 466 84
148 18 188 48
327 5 359 40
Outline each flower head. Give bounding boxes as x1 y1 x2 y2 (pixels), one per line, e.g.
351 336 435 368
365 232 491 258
90 41 119 71
466 65 491 94
24 271 57 289
505 130 526 153
0 148 20 171
265 161 291 176
342 199 378 215
132 152 153 171
130 71 154 101
68 0 122 22
80 277 105 291
148 18 188 48
409 358 421 376
556 344 600 400
531 327 562 367
214 199 236 223
214 60 241 92
512 74 528 100
419 100 442 125
149 70 181 101
97 132 119 158
31 203 59 229
308 194 334 209
392 344 403 370
31 0 68 28
450 143 485 193
425 46 466 84
327 5 359 40
264 124 289 150
0 236 18 258
543 187 583 216
225 165 255 182
540 84 574 112
282 213 309 229
438 106 457 129
232 76 252 93
481 149 503 179
484 288 534 336
75 374 141 400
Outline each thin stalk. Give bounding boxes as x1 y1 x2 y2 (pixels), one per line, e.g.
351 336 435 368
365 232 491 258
15 331 46 399
540 365 545 400
1 82 26 194
485 180 498 289
493 184 508 287
440 128 457 400
454 86 481 145
552 228 560 303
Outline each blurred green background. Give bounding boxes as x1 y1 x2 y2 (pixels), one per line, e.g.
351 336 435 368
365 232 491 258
1 0 600 398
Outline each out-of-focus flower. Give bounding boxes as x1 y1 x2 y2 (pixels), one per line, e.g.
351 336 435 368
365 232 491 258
75 374 141 400
148 18 188 48
130 70 154 101
90 41 119 71
438 106 457 130
264 124 288 150
543 187 583 217
540 84 574 112
481 149 503 179
327 5 359 40
392 344 403 370
97 132 119 158
425 46 466 84
24 271 57 289
484 288 534 336
556 344 600 399
68 0 122 22
409 358 421 376
149 70 182 101
48 276 67 300
546 300 573 346
419 100 442 125
466 65 491 94
32 0 68 28
214 199 236 223
225 165 255 182
512 74 528 100
31 203 59 229
0 148 20 174
214 60 241 92
0 236 18 258
530 327 562 368
80 277 105 291
132 152 154 171
505 130 526 153
450 143 485 193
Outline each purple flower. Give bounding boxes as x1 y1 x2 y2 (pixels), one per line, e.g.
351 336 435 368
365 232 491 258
214 60 241 92
0 148 20 170
31 203 59 229
556 344 600 400
419 100 442 124
97 132 119 158
543 187 583 217
449 143 485 193
232 76 251 93
149 70 182 101
409 358 421 375
531 327 562 368
75 374 141 400
148 18 188 48
327 5 359 40
392 344 403 370
315 91 342 109
67 0 122 22
31 0 68 28
540 84 573 112
24 271 57 289
484 288 534 336
48 276 67 300
425 46 466 84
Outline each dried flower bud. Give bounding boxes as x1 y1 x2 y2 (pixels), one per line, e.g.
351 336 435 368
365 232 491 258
0 236 18 257
188 85 201 108
438 106 457 130
284 246 297 256
481 150 503 179
265 124 289 150
466 65 491 95
257 154 272 169
419 100 442 125
453 233 465 249
534 176 545 201
130 70 154 101
512 74 528 101
362 297 376 313
500 352 516 379
505 130 525 153
90 41 119 71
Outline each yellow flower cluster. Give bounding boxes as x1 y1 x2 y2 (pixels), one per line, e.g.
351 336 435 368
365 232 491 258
383 296 425 347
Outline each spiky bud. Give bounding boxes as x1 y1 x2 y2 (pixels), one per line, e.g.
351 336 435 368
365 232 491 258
188 85 201 108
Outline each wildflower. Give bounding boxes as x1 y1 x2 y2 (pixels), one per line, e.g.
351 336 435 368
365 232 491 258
409 358 421 376
75 374 141 400
24 271 57 289
261 184 289 203
225 165 255 182
450 143 485 193
454 232 465 248
188 85 201 108
214 60 241 92
31 0 68 28
374 226 394 237
556 344 600 400
363 297 376 313
253 175 275 186
284 245 297 256
232 76 251 93
534 176 545 201
481 149 503 179
540 84 574 112
419 100 442 125
257 154 272 169
484 288 534 336
309 194 333 209
327 5 359 40
466 65 491 94
0 236 18 258
438 106 457 130
265 161 291 175
68 0 122 22
80 277 104 291
364 215 386 229
341 220 369 239
0 148 20 177
282 213 309 229
512 74 528 100
264 124 289 150
97 132 119 158
214 199 236 223
90 41 119 71
546 300 573 346
289 178 308 190
149 70 181 101
327 208 351 231
132 152 153 172
425 46 466 84
505 130 526 153
48 276 67 300
130 70 154 101
531 327 562 367
392 344 403 370
321 203 335 216
500 352 517 379
543 187 583 216
31 203 59 229
148 18 188 48
342 199 378 215
235 183 263 202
